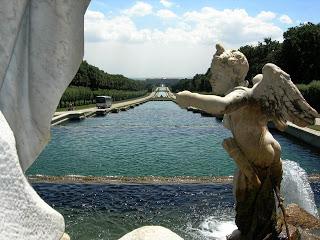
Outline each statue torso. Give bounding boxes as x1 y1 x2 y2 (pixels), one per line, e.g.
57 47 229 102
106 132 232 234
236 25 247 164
225 102 280 169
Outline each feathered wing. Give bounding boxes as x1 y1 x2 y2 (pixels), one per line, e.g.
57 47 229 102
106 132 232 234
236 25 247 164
252 63 318 130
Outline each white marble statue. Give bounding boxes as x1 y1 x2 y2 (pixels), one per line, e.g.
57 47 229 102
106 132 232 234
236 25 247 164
0 1 89 239
176 44 318 239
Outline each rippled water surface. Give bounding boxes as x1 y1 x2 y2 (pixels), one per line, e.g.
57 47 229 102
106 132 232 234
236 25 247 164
34 182 320 240
34 183 238 240
28 101 320 240
28 101 320 176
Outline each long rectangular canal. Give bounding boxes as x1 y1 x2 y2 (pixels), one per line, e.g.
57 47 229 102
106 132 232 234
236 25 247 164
27 101 320 240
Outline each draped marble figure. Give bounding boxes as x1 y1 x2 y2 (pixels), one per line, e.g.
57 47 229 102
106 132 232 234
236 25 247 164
176 44 318 240
0 1 90 239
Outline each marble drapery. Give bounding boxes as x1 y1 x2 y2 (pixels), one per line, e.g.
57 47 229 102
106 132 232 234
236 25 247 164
0 1 89 239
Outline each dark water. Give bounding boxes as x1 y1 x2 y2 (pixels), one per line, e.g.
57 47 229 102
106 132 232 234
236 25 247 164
33 182 320 240
27 101 320 176
34 183 236 240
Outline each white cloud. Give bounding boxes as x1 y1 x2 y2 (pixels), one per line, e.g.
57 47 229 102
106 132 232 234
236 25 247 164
160 0 174 8
256 11 276 21
85 11 154 43
156 9 178 19
85 7 283 45
279 14 293 24
84 7 286 77
182 7 283 45
85 41 213 78
122 1 153 17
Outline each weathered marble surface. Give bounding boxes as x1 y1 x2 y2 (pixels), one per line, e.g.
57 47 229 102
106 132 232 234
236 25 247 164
118 226 184 240
0 1 89 239
0 0 90 171
176 44 318 240
0 112 64 239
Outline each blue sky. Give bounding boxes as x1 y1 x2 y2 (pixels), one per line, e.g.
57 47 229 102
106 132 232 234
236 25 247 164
84 0 319 78
88 0 319 25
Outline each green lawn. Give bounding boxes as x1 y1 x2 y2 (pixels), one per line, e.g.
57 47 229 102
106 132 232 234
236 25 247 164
308 125 320 131
56 93 150 112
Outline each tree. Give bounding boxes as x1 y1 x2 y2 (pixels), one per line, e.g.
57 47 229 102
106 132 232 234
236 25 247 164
171 68 211 92
71 61 147 91
239 38 282 82
280 23 320 84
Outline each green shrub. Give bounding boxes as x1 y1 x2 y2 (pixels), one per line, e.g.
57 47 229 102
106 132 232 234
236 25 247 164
297 80 320 112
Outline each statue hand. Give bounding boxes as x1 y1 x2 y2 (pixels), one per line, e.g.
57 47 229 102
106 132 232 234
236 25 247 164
176 91 192 109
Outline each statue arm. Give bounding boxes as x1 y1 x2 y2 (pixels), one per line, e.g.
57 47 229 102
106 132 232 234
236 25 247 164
176 89 250 115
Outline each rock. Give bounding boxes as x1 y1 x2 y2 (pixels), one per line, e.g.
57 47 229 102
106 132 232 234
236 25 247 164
299 229 320 240
118 226 184 240
278 204 320 240
286 204 320 229
278 224 299 240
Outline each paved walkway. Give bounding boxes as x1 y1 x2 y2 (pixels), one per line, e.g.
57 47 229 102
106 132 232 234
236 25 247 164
52 93 156 125
52 87 177 125
281 118 320 148
54 93 155 116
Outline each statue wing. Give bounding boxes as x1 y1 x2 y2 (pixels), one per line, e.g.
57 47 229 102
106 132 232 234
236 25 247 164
252 63 318 130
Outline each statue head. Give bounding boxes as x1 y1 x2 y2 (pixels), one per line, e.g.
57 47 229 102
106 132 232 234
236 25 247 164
209 44 249 95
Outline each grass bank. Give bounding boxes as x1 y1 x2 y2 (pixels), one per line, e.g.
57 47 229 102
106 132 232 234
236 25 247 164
56 90 150 112
57 86 149 110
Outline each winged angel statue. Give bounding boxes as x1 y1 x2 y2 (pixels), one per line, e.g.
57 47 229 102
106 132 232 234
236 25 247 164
176 44 318 240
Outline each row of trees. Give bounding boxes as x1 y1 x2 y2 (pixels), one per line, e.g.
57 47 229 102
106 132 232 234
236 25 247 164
172 69 211 92
172 23 320 111
59 86 147 108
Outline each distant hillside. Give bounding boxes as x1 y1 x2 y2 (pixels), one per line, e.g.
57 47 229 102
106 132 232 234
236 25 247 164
58 61 149 109
71 61 146 91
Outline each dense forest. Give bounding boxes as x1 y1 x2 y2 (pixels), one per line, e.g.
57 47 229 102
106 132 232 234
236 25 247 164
71 60 146 91
171 68 211 92
59 61 148 108
172 23 320 111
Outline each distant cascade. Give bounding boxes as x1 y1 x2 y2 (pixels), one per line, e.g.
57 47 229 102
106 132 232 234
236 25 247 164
282 160 319 217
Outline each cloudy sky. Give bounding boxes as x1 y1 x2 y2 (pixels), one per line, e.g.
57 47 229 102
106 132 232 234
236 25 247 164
84 0 319 79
